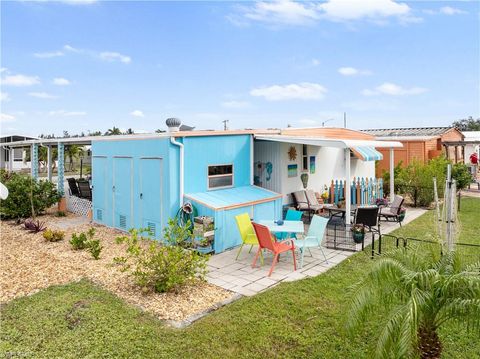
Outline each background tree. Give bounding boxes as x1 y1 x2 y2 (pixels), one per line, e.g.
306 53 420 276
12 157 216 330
155 129 166 133
124 128 134 135
88 130 102 136
104 127 122 136
347 250 480 359
452 116 480 131
65 145 85 171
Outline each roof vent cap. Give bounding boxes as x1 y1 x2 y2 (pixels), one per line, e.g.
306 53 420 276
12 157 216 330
166 118 181 132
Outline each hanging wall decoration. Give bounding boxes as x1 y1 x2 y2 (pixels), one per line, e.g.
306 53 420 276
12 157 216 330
288 146 297 161
309 156 316 174
288 164 298 177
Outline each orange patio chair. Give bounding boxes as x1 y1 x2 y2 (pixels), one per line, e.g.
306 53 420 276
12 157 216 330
251 222 297 277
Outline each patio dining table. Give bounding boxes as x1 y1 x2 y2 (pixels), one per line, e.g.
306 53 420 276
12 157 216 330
258 220 305 238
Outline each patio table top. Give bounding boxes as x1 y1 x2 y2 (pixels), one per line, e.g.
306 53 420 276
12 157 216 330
258 220 305 234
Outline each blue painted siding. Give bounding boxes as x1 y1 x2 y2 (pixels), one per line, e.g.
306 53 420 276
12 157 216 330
92 138 178 237
183 135 252 193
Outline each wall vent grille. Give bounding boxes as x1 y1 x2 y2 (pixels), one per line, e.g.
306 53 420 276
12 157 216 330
97 209 103 221
119 215 127 229
147 222 156 237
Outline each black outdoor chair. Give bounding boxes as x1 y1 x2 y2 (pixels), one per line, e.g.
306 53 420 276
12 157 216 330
67 177 80 197
77 179 92 201
354 207 381 252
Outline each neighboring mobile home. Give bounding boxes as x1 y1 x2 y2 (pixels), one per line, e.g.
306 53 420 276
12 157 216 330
362 127 464 176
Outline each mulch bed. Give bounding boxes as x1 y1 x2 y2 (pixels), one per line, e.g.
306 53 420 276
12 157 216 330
0 210 233 322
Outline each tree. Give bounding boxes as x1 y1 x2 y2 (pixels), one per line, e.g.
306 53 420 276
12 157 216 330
124 128 134 135
451 163 472 191
88 130 102 136
105 126 122 136
452 116 480 131
155 129 166 133
347 250 480 359
65 145 85 171
347 248 480 359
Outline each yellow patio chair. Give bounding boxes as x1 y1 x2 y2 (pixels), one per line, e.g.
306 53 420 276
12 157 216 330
235 213 264 265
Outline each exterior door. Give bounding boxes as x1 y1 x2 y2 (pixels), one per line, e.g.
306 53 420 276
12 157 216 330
139 157 163 238
92 156 108 224
113 157 133 231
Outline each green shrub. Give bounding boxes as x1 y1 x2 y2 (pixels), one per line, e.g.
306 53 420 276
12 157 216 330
43 229 65 242
55 211 67 217
0 170 60 219
87 239 102 260
70 228 95 250
114 220 206 293
451 162 472 190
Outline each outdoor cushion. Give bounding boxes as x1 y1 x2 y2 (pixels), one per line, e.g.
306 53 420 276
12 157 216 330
306 189 321 207
293 190 308 205
379 207 396 216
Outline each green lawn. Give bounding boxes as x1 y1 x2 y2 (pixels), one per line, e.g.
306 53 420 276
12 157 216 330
1 198 479 358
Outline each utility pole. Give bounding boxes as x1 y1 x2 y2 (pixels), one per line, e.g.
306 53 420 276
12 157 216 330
222 120 229 131
344 112 347 128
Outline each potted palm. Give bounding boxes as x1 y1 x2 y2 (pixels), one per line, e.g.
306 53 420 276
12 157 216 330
351 224 365 243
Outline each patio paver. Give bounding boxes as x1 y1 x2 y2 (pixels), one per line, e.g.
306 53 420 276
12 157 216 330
207 207 426 295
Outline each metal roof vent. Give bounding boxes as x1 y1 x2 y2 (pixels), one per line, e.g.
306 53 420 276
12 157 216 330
166 118 181 132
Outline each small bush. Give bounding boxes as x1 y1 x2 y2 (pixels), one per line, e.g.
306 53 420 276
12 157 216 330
43 229 65 242
114 219 206 293
0 170 60 219
24 218 47 233
87 239 102 260
70 228 95 250
56 211 67 217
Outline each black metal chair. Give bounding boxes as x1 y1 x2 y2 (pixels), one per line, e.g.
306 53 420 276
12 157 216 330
67 177 80 197
77 179 92 201
354 207 381 253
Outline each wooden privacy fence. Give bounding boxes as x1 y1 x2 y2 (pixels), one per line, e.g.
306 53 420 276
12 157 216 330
328 177 384 205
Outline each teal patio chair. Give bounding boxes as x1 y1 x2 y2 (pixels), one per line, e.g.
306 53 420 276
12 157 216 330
293 215 329 268
277 209 303 240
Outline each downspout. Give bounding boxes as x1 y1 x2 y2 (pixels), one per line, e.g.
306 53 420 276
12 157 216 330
170 136 184 206
250 135 254 185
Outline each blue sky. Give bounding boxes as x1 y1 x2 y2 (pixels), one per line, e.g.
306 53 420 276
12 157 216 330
1 0 479 137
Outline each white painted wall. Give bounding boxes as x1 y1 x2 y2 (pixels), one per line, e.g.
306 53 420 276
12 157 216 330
254 141 376 204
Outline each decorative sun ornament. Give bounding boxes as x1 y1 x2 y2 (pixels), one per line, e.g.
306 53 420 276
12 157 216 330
288 146 297 161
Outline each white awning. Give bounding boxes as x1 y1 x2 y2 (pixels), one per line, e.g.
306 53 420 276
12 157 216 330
254 135 403 149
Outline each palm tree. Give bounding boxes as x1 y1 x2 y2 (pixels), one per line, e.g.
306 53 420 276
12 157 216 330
65 145 84 171
347 249 480 359
124 128 134 135
105 126 122 136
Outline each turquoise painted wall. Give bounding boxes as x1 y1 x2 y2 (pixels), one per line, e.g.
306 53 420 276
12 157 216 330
183 135 252 193
92 138 179 238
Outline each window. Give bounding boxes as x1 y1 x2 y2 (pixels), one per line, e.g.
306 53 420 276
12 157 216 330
302 144 308 171
208 164 233 189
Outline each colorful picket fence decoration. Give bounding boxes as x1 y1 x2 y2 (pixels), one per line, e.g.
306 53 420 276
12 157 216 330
328 177 383 205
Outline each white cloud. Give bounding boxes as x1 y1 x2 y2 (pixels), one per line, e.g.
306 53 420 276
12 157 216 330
362 82 427 96
338 66 372 76
318 0 411 21
48 110 86 116
34 51 64 58
63 44 83 53
0 92 10 102
2 73 40 86
231 0 417 26
29 92 58 99
250 82 327 101
99 52 131 64
240 0 319 26
0 113 16 123
311 58 321 66
53 77 71 85
130 110 145 117
221 100 251 109
439 6 466 15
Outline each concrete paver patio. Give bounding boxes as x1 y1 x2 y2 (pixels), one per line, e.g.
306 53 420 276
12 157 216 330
207 207 427 296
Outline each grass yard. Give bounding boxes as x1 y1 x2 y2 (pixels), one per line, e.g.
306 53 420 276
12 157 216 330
1 198 479 359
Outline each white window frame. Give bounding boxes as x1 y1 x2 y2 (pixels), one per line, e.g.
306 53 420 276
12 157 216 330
302 144 308 171
207 163 234 190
